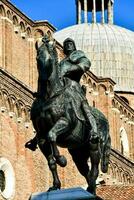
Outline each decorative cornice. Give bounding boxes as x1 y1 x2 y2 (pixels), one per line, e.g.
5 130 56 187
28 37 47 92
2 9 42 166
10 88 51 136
86 71 116 86
114 94 134 115
1 0 33 25
55 41 64 53
86 71 134 116
0 67 33 105
1 0 56 32
33 20 57 32
115 91 134 95
111 148 134 172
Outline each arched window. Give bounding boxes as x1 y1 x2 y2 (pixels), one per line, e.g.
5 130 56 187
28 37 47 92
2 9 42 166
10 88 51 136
93 101 95 107
20 21 25 32
0 5 6 16
26 27 32 37
0 170 5 192
13 16 18 26
0 157 15 199
47 30 52 39
7 10 12 20
34 29 44 39
120 96 129 105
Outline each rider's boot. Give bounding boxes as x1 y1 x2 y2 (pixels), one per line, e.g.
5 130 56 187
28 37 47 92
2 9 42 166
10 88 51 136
25 136 38 151
82 100 99 143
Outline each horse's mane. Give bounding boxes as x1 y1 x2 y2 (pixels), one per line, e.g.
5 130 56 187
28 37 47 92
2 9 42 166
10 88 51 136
47 42 61 76
48 44 58 65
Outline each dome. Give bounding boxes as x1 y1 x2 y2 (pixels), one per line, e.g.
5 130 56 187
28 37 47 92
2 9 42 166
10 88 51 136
54 23 134 92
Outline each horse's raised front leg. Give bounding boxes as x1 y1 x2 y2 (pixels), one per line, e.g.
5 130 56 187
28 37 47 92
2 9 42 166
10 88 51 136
48 117 70 167
87 144 100 195
38 141 61 191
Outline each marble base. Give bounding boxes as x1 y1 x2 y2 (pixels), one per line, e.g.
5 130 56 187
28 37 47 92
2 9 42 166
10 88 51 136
29 187 95 200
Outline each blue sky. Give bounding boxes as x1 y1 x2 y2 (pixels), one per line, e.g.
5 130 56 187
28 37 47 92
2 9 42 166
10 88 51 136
11 0 134 32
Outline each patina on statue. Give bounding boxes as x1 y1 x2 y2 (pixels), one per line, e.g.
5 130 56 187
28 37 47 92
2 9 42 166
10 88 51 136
25 34 111 196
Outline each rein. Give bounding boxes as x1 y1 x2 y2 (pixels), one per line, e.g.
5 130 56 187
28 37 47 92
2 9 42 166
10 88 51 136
44 80 70 106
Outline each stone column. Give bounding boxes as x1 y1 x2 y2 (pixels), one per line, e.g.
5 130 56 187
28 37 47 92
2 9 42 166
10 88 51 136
78 0 82 24
76 0 78 24
84 0 88 23
108 0 114 24
111 2 114 24
28 38 35 89
0 17 6 68
0 18 3 67
4 17 13 72
92 0 96 23
101 0 105 23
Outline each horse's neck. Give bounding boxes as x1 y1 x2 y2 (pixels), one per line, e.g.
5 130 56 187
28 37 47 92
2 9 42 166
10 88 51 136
47 62 63 98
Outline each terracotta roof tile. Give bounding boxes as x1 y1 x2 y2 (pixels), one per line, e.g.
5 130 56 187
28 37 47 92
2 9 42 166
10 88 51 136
97 185 134 200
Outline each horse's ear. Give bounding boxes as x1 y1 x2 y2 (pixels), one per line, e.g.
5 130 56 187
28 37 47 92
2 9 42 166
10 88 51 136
53 39 56 46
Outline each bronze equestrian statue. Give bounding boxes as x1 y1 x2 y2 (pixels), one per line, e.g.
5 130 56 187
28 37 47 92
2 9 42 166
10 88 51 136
25 35 111 196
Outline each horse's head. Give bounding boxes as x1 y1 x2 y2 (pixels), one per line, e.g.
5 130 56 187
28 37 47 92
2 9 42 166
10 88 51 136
36 35 62 98
36 36 56 80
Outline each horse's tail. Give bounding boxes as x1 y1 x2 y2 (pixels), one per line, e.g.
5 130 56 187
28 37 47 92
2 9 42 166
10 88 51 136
89 106 111 173
100 122 111 173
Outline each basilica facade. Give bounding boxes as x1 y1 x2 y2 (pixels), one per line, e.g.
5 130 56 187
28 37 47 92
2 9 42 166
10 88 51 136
0 0 134 199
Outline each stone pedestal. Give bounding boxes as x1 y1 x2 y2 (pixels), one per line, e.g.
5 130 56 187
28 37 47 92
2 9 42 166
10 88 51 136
29 187 95 200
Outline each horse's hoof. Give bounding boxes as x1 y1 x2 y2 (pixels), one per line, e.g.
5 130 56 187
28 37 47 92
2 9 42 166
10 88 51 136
87 186 96 196
47 186 60 192
56 155 67 167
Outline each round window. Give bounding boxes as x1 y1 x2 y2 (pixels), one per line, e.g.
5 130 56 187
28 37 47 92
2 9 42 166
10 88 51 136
0 170 5 192
0 158 15 199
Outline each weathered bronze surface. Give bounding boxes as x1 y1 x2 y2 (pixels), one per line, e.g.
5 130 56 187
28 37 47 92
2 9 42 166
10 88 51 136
25 35 111 196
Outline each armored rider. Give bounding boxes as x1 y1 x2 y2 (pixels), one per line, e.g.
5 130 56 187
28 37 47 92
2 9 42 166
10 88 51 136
59 38 98 143
25 37 99 151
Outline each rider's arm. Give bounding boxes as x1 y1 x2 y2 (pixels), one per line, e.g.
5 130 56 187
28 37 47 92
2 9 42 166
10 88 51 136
60 60 82 78
64 57 91 79
69 50 91 73
77 57 91 72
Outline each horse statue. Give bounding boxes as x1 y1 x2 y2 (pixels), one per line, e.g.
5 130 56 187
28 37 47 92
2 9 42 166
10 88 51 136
25 35 111 196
